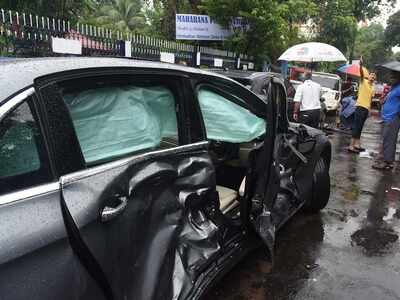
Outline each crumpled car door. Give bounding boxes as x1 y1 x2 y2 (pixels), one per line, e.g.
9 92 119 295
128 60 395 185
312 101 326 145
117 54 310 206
59 142 221 300
244 79 281 257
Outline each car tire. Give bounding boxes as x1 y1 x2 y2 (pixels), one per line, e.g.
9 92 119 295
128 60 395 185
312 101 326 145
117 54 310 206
304 157 330 213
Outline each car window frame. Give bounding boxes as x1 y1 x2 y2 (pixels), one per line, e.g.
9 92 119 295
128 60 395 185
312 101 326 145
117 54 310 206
35 69 192 175
0 88 55 196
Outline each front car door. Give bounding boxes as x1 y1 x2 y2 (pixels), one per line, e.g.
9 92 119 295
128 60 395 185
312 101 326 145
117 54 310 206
36 69 223 300
191 74 280 254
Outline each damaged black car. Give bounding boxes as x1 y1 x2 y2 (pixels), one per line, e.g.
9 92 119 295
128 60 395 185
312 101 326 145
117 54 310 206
0 57 331 300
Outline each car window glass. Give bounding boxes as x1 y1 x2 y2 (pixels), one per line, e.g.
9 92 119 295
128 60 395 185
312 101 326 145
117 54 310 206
197 87 266 143
61 84 179 165
0 100 51 195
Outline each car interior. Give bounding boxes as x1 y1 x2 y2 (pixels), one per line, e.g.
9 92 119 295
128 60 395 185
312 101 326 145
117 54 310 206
196 87 266 218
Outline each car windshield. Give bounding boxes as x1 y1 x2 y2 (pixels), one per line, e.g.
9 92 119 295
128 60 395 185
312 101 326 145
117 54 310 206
312 75 339 91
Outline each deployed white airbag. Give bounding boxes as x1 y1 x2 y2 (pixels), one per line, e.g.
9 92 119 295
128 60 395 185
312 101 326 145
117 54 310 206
63 85 178 163
198 89 266 143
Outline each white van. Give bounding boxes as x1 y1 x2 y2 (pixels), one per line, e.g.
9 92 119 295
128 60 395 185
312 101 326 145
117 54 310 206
311 72 342 111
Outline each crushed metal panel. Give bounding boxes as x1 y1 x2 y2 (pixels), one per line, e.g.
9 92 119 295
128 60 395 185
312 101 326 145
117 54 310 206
60 143 222 300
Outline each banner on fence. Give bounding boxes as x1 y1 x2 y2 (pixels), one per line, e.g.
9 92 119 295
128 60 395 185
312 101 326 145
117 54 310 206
160 52 175 64
176 14 231 41
214 58 223 67
52 37 82 55
125 41 132 57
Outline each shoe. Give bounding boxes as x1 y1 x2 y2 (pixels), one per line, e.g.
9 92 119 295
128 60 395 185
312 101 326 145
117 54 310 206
372 162 394 170
355 147 366 152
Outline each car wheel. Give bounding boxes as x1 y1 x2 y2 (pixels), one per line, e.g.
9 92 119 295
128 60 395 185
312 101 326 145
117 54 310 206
304 157 330 213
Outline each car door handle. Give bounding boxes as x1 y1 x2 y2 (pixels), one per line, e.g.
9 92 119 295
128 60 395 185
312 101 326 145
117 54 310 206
101 196 128 223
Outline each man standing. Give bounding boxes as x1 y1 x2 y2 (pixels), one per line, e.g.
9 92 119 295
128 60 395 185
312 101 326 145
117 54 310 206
293 71 322 128
348 57 376 153
373 68 400 170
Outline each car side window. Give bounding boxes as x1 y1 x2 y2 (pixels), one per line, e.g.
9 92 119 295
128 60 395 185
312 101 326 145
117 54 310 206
60 82 179 165
0 99 52 195
197 87 266 143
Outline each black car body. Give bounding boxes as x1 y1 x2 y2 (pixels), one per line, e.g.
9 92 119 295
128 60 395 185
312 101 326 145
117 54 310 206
0 58 331 300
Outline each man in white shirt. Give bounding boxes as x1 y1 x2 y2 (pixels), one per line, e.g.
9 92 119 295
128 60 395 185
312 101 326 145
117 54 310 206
293 72 322 128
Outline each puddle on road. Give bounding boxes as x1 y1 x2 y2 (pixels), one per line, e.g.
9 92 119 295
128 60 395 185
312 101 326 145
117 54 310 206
351 226 399 256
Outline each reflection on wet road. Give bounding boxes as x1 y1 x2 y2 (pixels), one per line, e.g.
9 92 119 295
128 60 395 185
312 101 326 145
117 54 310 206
205 116 400 300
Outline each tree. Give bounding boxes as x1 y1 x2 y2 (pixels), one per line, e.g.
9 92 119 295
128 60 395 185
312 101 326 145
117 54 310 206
147 0 202 40
313 0 396 62
201 0 317 64
93 0 146 32
313 0 357 58
384 10 400 48
354 23 393 70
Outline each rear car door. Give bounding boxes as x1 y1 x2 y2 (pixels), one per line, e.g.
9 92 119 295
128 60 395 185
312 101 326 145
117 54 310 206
36 70 220 300
0 89 103 299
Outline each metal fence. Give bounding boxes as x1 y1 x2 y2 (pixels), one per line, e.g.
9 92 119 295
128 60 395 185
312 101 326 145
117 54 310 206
0 8 254 70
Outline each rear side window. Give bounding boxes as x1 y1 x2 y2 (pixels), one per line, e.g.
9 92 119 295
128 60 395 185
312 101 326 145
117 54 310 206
0 100 52 195
197 87 266 143
61 84 179 164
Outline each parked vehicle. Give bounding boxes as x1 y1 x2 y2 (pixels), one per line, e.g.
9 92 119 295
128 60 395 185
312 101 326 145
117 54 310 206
311 72 342 111
0 58 331 300
290 69 342 112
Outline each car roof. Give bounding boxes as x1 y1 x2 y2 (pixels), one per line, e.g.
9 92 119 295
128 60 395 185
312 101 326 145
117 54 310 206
0 57 236 102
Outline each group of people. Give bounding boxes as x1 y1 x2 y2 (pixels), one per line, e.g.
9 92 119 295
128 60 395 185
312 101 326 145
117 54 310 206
292 57 400 170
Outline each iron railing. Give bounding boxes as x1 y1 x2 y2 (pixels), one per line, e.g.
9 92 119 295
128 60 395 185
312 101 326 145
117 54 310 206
0 8 254 69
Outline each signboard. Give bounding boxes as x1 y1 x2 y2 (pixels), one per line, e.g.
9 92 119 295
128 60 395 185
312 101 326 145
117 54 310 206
52 37 82 55
176 14 231 41
160 52 175 64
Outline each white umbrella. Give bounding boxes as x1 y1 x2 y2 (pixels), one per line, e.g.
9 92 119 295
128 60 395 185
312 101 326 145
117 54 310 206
278 42 346 62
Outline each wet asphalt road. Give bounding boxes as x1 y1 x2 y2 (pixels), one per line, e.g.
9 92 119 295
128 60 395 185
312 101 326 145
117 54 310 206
205 113 400 300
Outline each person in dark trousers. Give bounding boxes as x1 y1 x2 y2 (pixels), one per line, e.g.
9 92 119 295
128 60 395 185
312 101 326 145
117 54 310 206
348 57 376 153
293 71 322 128
373 68 400 170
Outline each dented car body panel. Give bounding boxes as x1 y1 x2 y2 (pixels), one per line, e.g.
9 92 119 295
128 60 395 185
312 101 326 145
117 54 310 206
0 58 331 300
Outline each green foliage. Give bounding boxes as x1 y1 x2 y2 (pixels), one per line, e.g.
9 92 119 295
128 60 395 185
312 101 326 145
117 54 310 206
142 1 165 37
200 0 316 63
91 0 146 32
384 10 400 48
354 23 393 70
352 0 395 21
0 35 12 56
314 0 358 56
